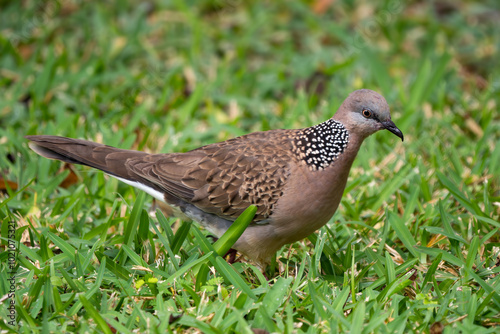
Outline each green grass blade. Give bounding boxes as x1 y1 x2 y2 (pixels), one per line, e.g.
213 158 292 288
213 205 257 256
437 172 487 218
214 257 257 300
387 211 417 258
123 191 146 247
254 277 292 327
421 253 442 292
349 301 366 334
121 244 148 267
171 220 192 254
415 246 463 267
79 295 113 334
149 218 179 270
46 232 76 263
465 236 479 271
164 252 212 285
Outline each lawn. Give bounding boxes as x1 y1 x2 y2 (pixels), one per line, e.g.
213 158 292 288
1 0 499 333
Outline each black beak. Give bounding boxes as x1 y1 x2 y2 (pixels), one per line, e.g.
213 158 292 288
382 120 404 141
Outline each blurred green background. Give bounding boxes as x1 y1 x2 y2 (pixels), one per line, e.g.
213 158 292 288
1 0 499 332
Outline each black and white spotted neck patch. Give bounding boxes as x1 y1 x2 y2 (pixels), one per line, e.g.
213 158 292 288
292 119 349 170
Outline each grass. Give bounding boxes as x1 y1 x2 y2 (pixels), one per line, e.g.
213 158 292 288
1 0 499 332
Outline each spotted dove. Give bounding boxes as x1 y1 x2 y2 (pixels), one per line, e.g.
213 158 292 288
26 89 403 269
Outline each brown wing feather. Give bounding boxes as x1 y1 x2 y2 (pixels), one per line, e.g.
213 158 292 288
126 130 295 222
27 132 296 222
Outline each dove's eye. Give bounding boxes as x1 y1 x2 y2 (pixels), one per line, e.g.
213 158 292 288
362 109 372 118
